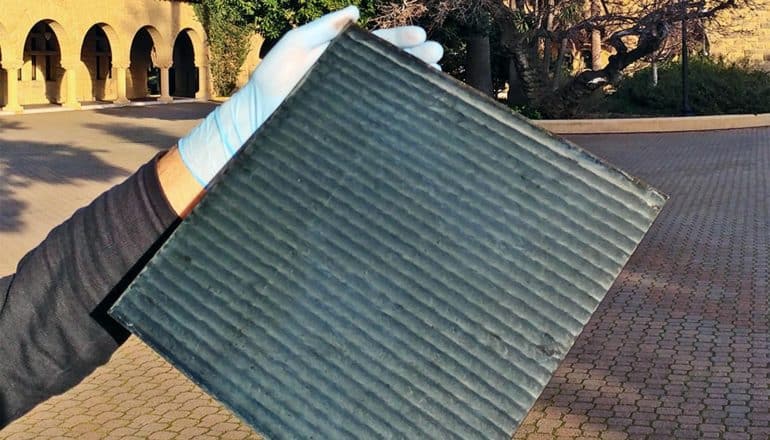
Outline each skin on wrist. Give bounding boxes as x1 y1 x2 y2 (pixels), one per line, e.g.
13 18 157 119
156 146 206 218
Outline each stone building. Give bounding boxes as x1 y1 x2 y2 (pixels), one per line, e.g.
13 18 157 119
708 6 770 69
0 0 210 113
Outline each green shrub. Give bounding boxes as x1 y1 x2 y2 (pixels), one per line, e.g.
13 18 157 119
510 104 543 120
605 56 770 116
194 1 254 96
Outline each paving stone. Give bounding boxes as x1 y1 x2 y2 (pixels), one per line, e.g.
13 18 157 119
626 425 654 435
599 432 627 440
536 418 563 432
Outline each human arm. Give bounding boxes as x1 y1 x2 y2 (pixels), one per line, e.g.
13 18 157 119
0 7 443 426
156 145 205 217
0 156 179 427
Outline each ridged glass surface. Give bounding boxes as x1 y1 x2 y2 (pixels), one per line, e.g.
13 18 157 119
111 27 666 440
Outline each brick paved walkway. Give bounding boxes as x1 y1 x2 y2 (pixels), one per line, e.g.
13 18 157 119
515 128 770 439
2 109 768 439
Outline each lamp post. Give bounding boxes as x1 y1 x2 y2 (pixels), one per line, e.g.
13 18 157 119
681 0 694 115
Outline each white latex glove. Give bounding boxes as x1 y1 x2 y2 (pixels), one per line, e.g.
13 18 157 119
178 5 444 186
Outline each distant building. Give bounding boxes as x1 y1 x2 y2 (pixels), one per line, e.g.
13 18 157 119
0 0 210 113
708 7 770 69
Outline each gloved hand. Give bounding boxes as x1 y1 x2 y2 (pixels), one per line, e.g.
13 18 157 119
178 5 444 186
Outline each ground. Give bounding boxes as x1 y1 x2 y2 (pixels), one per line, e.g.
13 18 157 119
0 103 260 440
516 130 770 440
0 105 768 438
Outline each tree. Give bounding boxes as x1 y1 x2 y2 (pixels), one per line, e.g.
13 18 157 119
196 0 378 95
372 1 500 95
252 0 378 41
194 0 257 95
374 0 760 117
198 0 758 112
644 17 710 87
524 0 754 116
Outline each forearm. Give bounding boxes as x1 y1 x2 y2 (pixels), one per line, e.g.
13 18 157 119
0 155 179 427
157 145 206 217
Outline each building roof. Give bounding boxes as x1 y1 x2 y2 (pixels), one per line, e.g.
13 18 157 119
111 25 666 439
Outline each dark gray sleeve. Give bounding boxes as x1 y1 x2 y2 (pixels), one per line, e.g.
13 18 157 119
0 156 179 427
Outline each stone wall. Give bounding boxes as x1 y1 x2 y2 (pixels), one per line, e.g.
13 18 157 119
708 8 770 69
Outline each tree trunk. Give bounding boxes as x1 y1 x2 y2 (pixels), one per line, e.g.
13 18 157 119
466 33 493 96
543 38 552 76
543 0 556 76
553 38 569 91
507 59 528 106
590 0 602 70
652 61 658 86
591 31 602 70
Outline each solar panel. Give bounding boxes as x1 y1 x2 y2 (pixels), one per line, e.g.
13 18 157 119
111 25 665 439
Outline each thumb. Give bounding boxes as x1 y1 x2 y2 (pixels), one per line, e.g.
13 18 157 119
297 5 359 48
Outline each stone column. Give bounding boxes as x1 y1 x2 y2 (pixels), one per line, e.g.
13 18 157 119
2 60 23 113
62 63 81 109
114 64 129 104
159 65 173 103
195 64 210 100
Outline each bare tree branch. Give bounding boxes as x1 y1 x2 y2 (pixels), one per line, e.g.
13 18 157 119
372 0 762 116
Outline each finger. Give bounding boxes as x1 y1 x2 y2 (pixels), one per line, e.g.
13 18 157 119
405 41 444 65
298 5 360 48
372 26 426 49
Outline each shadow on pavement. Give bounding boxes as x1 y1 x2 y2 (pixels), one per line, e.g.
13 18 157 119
0 119 27 131
82 123 183 150
92 102 216 121
0 103 216 234
0 141 129 232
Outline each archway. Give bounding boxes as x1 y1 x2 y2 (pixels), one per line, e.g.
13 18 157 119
80 25 114 101
21 21 64 105
128 26 163 99
170 30 197 97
